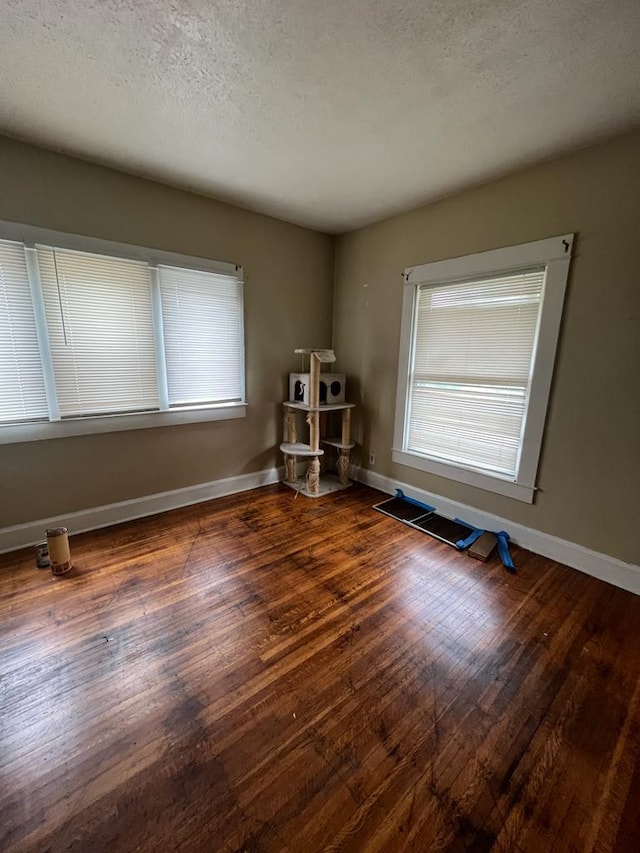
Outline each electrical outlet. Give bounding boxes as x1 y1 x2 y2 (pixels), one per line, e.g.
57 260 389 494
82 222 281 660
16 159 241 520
369 450 376 465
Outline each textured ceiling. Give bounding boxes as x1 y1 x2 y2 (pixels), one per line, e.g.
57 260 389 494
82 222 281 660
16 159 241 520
1 1 639 233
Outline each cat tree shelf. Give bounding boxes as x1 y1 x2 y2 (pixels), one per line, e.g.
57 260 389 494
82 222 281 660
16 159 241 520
280 349 355 498
320 436 355 450
279 442 325 457
283 401 355 413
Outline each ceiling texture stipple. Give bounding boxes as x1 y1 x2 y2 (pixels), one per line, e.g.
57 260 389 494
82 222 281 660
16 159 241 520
1 1 639 233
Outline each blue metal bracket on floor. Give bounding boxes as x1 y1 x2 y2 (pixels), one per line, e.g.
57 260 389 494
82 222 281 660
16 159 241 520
394 489 517 572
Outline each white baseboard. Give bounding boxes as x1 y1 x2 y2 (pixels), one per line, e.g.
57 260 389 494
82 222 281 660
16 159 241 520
4 465 638 597
0 467 283 555
353 467 640 596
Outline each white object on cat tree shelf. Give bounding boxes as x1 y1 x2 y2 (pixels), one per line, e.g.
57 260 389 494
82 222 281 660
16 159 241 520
289 373 346 405
280 348 355 497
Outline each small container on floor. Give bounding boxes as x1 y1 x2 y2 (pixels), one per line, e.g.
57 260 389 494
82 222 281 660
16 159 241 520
35 542 50 569
46 527 73 575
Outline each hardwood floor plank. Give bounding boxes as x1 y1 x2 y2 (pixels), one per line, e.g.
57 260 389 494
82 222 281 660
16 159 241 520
1 483 639 852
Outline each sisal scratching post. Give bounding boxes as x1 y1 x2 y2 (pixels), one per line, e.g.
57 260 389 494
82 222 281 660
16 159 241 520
341 408 351 448
307 457 320 495
337 449 350 485
308 352 320 452
307 352 321 494
286 410 297 444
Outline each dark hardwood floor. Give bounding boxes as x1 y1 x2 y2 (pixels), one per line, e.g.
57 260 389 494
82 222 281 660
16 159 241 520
1 483 639 852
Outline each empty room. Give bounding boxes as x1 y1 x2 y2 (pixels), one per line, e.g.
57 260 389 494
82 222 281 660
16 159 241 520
1 2 639 851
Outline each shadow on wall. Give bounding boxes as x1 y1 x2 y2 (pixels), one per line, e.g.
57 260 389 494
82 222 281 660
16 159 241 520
241 448 280 474
345 376 371 466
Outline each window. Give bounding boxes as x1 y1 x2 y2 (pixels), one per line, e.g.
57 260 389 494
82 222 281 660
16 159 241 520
158 265 244 408
0 239 49 424
393 235 573 502
0 222 245 444
38 246 159 418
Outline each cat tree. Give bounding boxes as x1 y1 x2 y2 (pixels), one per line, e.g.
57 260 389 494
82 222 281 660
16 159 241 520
280 348 355 497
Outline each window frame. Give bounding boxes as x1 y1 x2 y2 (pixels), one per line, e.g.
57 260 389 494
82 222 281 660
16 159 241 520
0 220 246 445
393 234 574 503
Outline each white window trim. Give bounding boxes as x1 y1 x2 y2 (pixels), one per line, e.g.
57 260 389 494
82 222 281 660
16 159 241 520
393 234 574 503
0 404 246 445
0 219 246 445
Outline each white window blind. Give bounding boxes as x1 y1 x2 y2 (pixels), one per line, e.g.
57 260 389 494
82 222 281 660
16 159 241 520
158 265 244 407
407 268 545 478
37 246 159 417
0 238 48 424
0 221 247 443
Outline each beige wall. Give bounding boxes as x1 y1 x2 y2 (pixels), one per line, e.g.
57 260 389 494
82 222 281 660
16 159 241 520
333 131 640 565
2 132 639 565
0 137 334 526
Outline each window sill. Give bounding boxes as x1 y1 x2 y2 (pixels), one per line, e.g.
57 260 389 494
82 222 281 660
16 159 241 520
392 449 535 503
0 403 247 445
